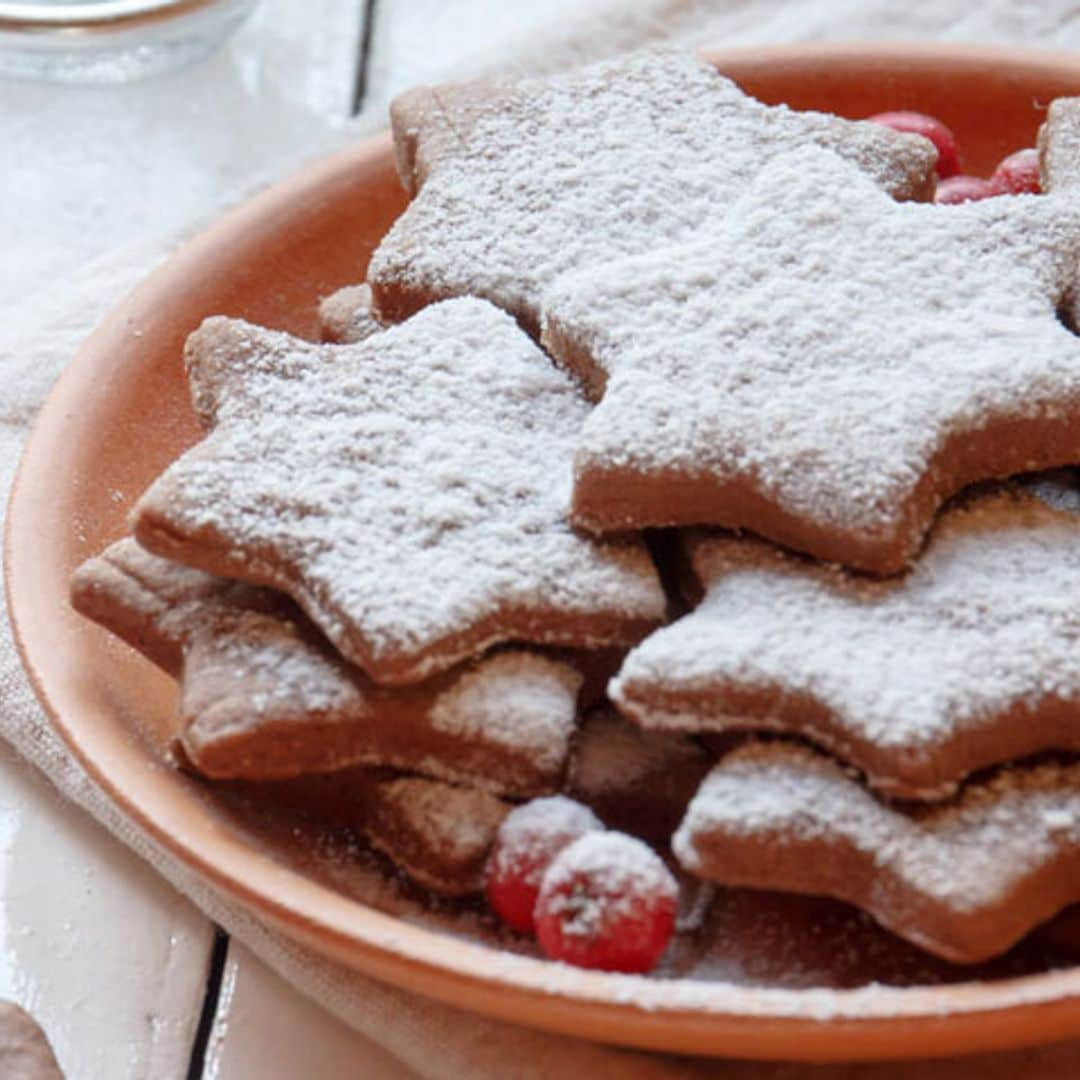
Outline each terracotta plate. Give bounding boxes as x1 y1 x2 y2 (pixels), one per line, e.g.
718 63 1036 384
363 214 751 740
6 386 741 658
9 43 1080 1062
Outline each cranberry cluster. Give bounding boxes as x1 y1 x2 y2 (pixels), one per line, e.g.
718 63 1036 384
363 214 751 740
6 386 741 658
484 797 678 974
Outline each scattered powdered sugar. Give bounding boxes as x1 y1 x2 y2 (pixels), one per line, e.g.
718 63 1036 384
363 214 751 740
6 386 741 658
674 741 1080 915
542 147 1080 551
193 609 362 721
430 653 583 776
612 488 1080 791
1043 809 1076 832
538 831 677 937
133 299 664 683
369 48 935 329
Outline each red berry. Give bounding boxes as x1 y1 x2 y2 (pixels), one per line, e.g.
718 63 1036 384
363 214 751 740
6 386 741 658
534 832 678 973
934 175 996 205
485 796 602 935
989 148 1041 195
867 110 960 178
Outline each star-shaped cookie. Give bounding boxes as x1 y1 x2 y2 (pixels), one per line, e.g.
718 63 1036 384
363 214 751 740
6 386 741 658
132 299 665 684
367 48 936 334
674 741 1080 962
612 482 1080 800
72 539 583 796
542 146 1080 572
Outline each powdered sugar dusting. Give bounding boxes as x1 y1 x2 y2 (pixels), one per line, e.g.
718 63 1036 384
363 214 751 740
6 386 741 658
190 609 361 721
369 48 935 328
133 299 664 683
675 741 1080 915
430 654 583 776
613 487 1080 796
543 147 1080 557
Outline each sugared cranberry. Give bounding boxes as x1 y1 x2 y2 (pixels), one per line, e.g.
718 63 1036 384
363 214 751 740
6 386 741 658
935 175 996 205
534 832 678 973
989 148 1041 195
868 110 960 178
485 796 602 935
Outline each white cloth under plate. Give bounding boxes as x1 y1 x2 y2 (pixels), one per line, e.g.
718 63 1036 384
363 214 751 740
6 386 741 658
6 2 1080 1076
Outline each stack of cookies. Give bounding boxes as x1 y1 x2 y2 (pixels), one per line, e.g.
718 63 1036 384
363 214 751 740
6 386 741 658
72 49 1080 972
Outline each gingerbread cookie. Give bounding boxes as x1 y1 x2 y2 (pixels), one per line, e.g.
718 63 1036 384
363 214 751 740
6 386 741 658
542 146 1080 573
72 539 582 797
132 300 665 684
367 49 936 334
318 283 385 344
234 768 509 895
613 485 1080 800
673 741 1080 963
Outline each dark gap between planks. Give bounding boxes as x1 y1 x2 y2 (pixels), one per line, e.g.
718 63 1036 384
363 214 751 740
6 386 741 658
352 0 380 117
185 929 229 1080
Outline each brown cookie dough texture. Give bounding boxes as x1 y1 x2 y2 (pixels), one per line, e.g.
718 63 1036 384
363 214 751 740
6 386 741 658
674 741 1080 964
613 483 1080 800
130 299 665 686
541 147 1080 574
368 48 936 334
72 539 582 798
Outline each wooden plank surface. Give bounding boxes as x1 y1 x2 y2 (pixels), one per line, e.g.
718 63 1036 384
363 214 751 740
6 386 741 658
0 743 213 1078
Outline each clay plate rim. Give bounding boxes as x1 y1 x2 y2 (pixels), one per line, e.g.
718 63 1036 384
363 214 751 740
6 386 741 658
8 41 1080 1062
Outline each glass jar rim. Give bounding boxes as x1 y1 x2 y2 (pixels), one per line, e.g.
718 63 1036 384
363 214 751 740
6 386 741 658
0 0 235 34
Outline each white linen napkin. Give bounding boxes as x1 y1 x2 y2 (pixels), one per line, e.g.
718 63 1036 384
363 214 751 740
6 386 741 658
5 2 1080 1075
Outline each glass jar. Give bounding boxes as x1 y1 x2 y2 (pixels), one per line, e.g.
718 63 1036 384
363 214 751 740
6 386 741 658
0 0 259 83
